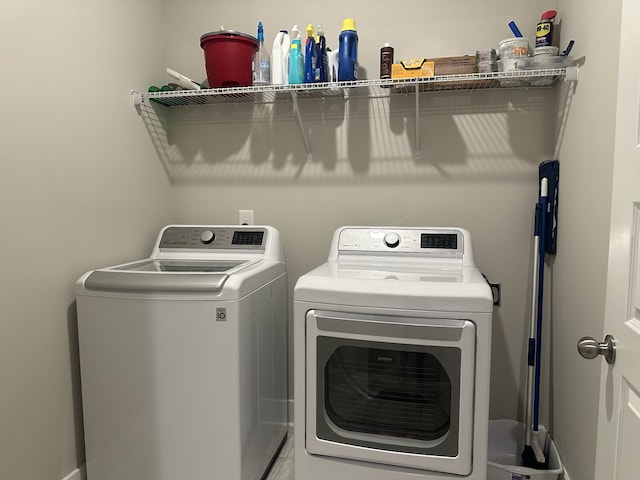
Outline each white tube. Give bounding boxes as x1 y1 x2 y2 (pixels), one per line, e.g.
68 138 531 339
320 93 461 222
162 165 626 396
166 68 201 90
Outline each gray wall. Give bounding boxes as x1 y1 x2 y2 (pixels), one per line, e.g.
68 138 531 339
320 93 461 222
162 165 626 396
0 2 174 479
552 1 620 479
0 1 619 480
164 0 557 423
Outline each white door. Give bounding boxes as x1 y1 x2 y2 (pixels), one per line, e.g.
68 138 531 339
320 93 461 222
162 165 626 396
591 0 640 477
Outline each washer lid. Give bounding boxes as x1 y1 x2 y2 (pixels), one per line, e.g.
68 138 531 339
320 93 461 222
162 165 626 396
83 258 256 293
111 259 247 273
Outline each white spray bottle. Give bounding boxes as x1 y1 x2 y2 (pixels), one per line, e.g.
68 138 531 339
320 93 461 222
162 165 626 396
271 30 291 84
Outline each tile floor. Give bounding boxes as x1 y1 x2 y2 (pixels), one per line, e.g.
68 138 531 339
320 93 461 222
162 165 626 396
264 430 508 480
265 429 294 480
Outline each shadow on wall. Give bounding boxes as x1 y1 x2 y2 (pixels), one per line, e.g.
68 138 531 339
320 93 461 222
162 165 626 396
138 86 563 184
489 308 521 420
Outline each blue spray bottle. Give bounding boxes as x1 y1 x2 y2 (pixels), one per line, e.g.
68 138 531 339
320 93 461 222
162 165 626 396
288 25 304 84
315 24 328 82
338 18 358 81
304 24 316 83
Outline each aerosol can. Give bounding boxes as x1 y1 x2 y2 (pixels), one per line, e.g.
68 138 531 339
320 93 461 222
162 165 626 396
535 10 557 48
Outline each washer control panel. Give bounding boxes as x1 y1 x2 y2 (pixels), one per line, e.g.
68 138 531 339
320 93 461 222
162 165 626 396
159 226 267 250
337 227 464 256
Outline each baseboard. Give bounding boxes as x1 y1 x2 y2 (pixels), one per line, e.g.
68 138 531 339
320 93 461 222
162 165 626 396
288 398 294 426
61 465 85 480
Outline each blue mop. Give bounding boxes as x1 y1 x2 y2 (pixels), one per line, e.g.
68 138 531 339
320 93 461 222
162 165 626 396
522 160 559 469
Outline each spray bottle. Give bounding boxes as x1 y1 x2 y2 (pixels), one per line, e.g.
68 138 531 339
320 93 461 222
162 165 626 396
304 24 317 83
271 30 290 85
327 49 339 83
535 10 557 48
338 18 358 81
315 24 328 82
288 25 304 84
253 21 271 85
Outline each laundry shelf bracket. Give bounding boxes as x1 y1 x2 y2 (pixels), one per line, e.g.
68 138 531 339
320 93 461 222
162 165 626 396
414 83 421 161
291 91 313 162
564 66 579 82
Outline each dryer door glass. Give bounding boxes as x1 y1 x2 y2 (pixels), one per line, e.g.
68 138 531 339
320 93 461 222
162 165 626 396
317 338 459 456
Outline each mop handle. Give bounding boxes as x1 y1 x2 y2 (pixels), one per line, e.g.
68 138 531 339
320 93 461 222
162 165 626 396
524 204 541 445
533 178 548 430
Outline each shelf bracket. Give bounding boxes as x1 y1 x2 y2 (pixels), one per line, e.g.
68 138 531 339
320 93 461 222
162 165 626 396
131 90 143 116
414 83 421 160
291 91 313 162
564 66 579 82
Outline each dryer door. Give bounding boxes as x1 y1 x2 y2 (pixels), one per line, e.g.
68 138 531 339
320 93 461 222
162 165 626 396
305 309 475 475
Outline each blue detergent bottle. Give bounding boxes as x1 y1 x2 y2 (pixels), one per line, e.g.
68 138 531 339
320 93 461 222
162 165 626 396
315 24 328 82
304 24 316 83
288 25 304 84
338 18 358 81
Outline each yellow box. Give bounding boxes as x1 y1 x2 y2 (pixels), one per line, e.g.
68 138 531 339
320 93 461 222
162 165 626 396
391 59 435 79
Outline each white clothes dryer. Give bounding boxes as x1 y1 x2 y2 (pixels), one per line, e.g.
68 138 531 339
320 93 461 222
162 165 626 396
294 226 494 480
76 225 288 480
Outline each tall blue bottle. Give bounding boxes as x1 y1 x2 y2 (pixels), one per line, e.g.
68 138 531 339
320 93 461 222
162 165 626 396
315 24 328 82
338 18 358 81
304 24 316 83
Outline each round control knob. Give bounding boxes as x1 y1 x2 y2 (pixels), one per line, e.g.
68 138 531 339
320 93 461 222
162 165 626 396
384 232 400 248
200 230 215 244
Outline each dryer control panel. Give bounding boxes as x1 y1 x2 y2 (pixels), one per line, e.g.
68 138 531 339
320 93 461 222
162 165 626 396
334 227 469 261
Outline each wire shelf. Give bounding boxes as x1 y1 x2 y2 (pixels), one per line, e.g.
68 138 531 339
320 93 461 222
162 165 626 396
132 67 577 108
132 66 578 164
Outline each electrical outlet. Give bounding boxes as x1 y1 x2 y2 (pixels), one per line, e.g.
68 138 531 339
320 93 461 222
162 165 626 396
489 283 501 306
239 209 254 225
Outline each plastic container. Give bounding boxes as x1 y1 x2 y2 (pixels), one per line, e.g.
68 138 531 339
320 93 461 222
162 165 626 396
476 48 497 63
288 25 304 84
338 18 358 81
499 37 530 59
253 22 270 86
380 43 394 79
200 29 258 88
271 30 290 85
304 24 317 83
477 61 497 73
530 55 573 86
533 46 559 57
315 25 328 82
487 420 562 480
327 49 339 83
497 57 531 87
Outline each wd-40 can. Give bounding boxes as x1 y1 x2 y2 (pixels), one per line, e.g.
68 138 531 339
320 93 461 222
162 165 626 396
536 10 557 48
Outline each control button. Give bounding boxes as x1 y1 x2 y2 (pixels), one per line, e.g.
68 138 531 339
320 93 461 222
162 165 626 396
200 230 215 244
384 232 400 248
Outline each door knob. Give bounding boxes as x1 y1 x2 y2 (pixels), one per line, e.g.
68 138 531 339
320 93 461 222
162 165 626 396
577 334 616 364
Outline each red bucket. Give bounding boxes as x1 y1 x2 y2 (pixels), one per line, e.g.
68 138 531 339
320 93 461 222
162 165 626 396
200 30 258 88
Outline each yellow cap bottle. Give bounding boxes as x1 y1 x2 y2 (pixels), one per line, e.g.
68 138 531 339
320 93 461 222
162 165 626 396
341 18 356 32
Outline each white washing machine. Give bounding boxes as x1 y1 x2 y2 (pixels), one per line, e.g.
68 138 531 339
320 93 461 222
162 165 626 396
293 226 494 480
76 225 288 480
